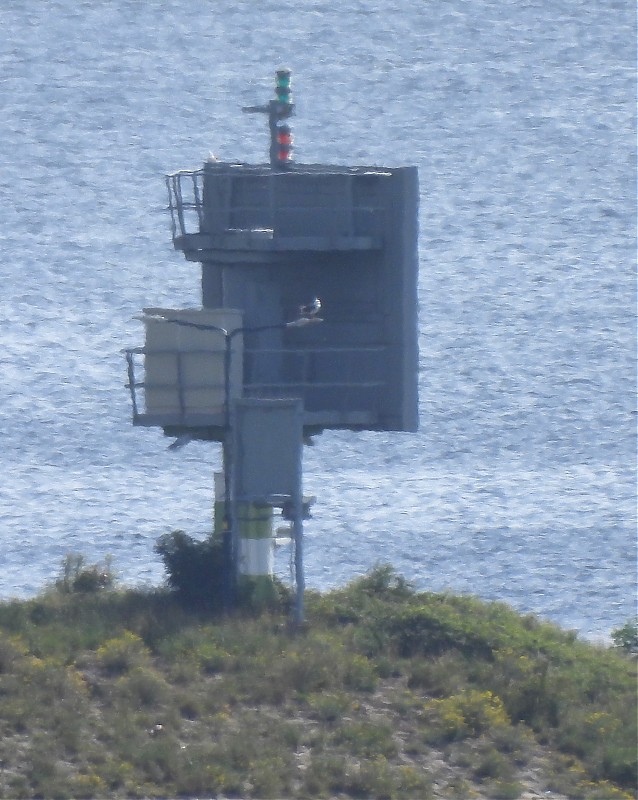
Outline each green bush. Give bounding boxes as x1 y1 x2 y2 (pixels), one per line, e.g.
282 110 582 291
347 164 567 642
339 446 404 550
155 531 224 611
423 690 510 744
333 720 398 759
306 691 352 723
406 653 467 696
611 618 638 654
0 633 27 673
95 631 151 675
471 745 515 782
56 553 115 594
115 666 170 708
343 652 379 692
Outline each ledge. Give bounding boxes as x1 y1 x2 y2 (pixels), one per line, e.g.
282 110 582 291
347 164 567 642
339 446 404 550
132 408 378 432
173 232 382 254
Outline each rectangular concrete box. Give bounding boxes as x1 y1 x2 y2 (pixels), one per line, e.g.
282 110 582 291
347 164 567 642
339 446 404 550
232 398 303 501
142 308 243 416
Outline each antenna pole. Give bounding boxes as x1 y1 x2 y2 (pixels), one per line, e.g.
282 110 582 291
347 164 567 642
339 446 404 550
243 68 294 169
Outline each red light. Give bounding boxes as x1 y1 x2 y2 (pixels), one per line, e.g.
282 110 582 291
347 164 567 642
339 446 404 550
276 124 292 160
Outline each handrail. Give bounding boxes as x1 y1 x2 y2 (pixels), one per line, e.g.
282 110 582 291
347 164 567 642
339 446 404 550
166 170 205 239
165 169 386 242
124 343 386 423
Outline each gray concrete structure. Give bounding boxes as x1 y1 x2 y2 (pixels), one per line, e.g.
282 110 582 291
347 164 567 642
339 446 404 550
157 160 419 438
124 77 420 617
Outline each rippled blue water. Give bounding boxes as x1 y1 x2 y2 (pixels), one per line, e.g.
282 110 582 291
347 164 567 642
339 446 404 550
0 0 635 640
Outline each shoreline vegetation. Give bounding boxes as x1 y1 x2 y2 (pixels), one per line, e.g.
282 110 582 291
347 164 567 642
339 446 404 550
0 556 635 800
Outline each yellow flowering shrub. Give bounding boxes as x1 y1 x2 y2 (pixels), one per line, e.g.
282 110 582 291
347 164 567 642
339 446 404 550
95 631 151 674
424 689 510 742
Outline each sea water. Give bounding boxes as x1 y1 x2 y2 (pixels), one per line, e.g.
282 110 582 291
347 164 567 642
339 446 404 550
0 0 634 640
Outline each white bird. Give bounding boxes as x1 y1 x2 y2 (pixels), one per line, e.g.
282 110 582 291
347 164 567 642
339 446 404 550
299 297 321 318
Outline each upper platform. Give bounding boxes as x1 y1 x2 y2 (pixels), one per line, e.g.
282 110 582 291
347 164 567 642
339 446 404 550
152 160 420 435
166 162 393 260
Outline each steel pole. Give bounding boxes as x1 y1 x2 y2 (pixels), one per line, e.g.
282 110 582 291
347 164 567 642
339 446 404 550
292 492 305 625
222 332 235 611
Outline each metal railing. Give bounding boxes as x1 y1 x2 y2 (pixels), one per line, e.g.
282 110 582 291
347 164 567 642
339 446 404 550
166 170 205 240
124 344 386 425
165 168 388 244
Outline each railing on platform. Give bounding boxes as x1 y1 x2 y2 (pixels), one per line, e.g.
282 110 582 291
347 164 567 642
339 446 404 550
124 343 386 428
165 167 389 246
166 170 205 240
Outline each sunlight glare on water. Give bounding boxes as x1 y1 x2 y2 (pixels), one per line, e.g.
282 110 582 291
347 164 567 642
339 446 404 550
0 0 634 640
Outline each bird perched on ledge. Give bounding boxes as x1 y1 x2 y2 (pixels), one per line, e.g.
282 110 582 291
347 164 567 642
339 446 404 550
299 297 321 318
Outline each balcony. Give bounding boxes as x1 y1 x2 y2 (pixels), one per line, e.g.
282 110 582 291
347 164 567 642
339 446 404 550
165 164 388 258
124 308 388 438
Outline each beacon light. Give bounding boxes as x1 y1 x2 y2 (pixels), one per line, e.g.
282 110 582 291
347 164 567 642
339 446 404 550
276 122 293 162
275 68 292 108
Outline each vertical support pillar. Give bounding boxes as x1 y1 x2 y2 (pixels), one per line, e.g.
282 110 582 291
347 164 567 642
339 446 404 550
213 472 225 542
215 474 277 606
231 398 304 618
223 343 236 612
292 492 305 625
236 502 276 605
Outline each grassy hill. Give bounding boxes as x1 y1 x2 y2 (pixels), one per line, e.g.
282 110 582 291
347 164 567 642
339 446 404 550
0 562 635 799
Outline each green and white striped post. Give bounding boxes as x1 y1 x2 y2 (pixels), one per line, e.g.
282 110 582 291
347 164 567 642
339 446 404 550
214 471 277 606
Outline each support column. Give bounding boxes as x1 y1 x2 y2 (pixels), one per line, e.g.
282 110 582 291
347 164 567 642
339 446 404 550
292 493 305 626
214 471 277 606
213 472 225 542
236 502 277 606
